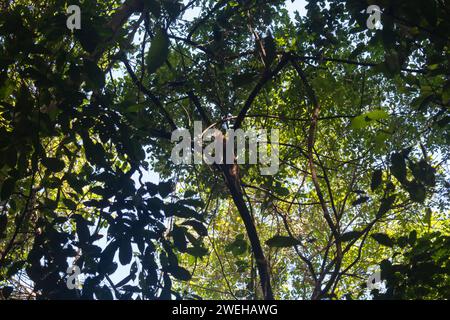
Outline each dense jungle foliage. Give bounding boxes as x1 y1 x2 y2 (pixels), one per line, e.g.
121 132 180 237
0 0 449 300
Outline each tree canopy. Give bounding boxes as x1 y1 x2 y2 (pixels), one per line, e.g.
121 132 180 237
0 0 449 300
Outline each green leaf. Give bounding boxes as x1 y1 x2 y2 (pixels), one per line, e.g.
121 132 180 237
124 103 146 113
232 72 257 88
397 236 408 248
42 177 62 189
146 28 169 74
265 235 300 248
348 43 365 60
365 109 389 121
351 110 389 130
350 115 368 129
74 25 100 53
42 157 65 172
371 233 394 247
185 246 208 258
83 136 107 167
409 160 435 187
225 235 248 255
145 0 162 18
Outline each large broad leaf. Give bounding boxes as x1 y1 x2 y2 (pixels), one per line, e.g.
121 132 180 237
63 198 77 210
424 208 432 228
0 178 15 201
390 153 407 183
371 233 394 247
74 215 90 244
265 235 300 248
371 169 383 191
405 180 426 203
185 245 208 258
158 181 173 198
340 231 362 242
99 241 118 275
350 115 369 129
42 157 65 172
83 59 105 89
225 235 248 255
146 28 169 74
167 265 191 281
409 160 436 187
351 109 389 129
83 136 107 167
377 195 396 218
181 220 208 237
365 109 389 121
119 238 133 265
172 225 187 252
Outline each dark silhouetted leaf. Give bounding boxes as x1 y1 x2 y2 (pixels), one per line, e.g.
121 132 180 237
146 28 169 74
181 220 208 237
352 196 369 206
390 153 407 183
265 235 300 248
1 178 16 201
0 214 7 236
42 157 65 172
119 238 132 265
172 225 187 252
340 231 362 242
371 233 394 247
377 196 396 218
168 265 191 281
371 169 383 191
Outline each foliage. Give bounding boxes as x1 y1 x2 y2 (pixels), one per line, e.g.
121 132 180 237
0 0 449 300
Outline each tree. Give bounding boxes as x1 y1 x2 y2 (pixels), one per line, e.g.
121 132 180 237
0 0 448 300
